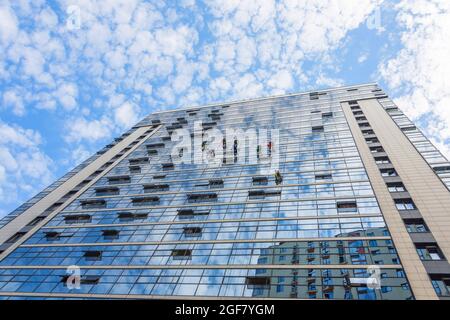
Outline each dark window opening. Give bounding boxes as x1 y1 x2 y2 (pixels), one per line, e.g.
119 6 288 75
177 209 210 219
162 163 174 170
196 179 224 188
416 243 445 261
246 276 271 286
430 275 450 297
44 231 61 240
171 249 192 259
117 212 148 222
401 126 417 131
27 216 46 227
61 190 79 201
95 187 119 196
5 232 26 244
108 175 130 185
387 182 406 193
187 193 217 203
312 126 324 133
64 214 92 224
208 179 224 188
337 201 358 213
309 92 319 100
102 229 119 240
167 124 183 131
153 174 166 179
404 218 429 233
252 176 268 186
202 121 217 127
369 146 384 153
322 112 333 119
183 227 202 237
132 196 160 206
380 169 398 177
84 250 102 261
315 174 332 181
129 157 149 165
249 190 281 199
44 231 73 241
61 275 100 286
394 199 416 211
143 184 170 193
433 166 450 174
362 129 374 135
374 156 390 164
146 143 165 149
80 199 106 209
366 137 380 144
129 166 141 173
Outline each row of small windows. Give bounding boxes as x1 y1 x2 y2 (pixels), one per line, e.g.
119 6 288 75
13 239 400 266
62 209 213 224
97 180 225 197
104 173 340 190
84 172 356 210
69 199 361 224
351 104 416 209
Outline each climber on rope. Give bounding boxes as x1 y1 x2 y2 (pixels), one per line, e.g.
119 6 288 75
274 170 283 185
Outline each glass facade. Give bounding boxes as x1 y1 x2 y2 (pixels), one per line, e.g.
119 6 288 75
0 84 425 299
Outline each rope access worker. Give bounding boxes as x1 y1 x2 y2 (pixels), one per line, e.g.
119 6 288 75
274 170 283 185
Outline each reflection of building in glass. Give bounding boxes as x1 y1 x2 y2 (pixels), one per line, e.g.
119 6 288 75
249 228 412 299
1 84 450 299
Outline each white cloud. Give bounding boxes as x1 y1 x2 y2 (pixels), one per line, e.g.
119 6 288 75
0 120 53 217
268 70 294 92
114 101 140 128
0 0 396 216
56 83 78 110
65 117 112 143
379 0 450 159
232 73 263 99
203 0 383 99
315 73 345 88
3 89 25 116
0 4 18 46
358 52 369 63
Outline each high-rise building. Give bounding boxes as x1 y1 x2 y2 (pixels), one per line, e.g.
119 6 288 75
0 83 449 300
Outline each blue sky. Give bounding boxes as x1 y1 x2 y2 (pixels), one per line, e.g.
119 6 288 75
1 0 450 217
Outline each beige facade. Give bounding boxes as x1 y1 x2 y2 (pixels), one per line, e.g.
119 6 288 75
342 98 450 299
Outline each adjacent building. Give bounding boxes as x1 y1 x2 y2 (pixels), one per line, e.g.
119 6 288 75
0 83 449 299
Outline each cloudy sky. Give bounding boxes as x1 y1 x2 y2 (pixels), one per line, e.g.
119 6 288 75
0 0 450 217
